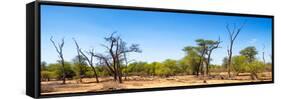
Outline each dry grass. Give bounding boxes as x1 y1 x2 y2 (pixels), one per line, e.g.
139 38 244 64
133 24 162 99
41 72 272 95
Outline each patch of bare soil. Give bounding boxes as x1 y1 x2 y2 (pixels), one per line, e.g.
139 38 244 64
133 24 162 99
41 72 272 95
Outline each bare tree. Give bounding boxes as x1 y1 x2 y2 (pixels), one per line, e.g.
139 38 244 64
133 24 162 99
99 32 141 83
50 36 66 84
94 53 116 79
73 39 100 83
73 38 84 83
79 49 100 83
101 32 119 81
226 22 245 78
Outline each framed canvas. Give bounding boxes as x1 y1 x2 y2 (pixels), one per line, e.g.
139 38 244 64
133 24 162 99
26 0 274 98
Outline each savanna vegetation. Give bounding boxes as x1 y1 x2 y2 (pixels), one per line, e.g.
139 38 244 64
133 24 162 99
41 23 272 95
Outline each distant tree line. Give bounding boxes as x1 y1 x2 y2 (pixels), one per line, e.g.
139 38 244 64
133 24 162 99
41 23 272 84
42 38 271 83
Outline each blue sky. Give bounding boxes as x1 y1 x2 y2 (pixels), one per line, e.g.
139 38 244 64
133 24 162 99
41 5 272 65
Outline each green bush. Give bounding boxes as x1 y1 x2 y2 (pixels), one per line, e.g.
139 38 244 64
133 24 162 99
41 70 55 81
245 61 265 80
47 62 75 80
232 55 248 74
155 59 180 77
127 62 148 76
245 61 265 74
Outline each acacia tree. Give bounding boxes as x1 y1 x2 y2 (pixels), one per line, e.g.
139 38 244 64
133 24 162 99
239 46 258 63
194 39 208 76
184 38 221 77
226 22 245 78
50 37 66 84
205 38 222 75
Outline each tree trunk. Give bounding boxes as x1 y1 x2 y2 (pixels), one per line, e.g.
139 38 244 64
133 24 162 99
197 49 206 76
227 44 233 78
206 52 211 76
251 72 258 80
61 58 66 84
90 66 99 83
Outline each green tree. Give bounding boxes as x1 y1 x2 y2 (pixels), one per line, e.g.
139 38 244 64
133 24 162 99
239 46 258 62
182 46 201 75
235 46 264 80
178 57 192 75
183 38 221 76
204 38 221 75
195 39 208 76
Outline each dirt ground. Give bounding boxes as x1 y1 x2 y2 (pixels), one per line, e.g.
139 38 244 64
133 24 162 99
41 72 272 95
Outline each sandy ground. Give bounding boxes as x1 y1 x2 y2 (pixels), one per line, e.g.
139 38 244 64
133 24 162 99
41 72 272 95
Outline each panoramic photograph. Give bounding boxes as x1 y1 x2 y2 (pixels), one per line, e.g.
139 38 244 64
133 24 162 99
40 5 273 95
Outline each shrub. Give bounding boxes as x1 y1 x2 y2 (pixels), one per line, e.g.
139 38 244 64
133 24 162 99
232 55 248 74
41 71 54 81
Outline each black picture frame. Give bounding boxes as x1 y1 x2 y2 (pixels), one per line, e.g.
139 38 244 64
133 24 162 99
26 0 274 98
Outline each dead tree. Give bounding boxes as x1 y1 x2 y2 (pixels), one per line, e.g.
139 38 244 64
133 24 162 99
101 33 118 81
115 38 122 83
100 32 141 83
93 53 115 78
79 49 99 83
50 36 66 84
71 40 100 83
226 22 245 78
73 38 84 83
